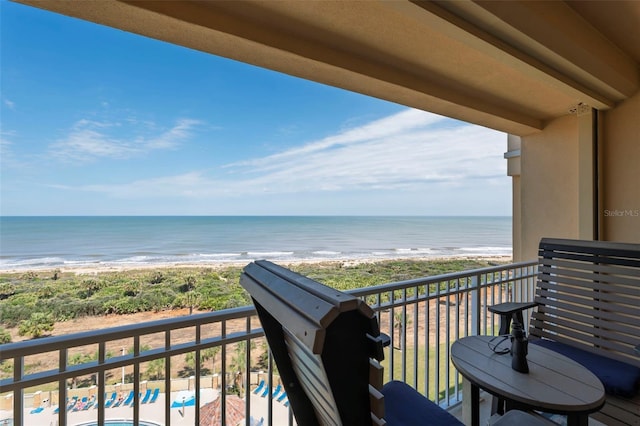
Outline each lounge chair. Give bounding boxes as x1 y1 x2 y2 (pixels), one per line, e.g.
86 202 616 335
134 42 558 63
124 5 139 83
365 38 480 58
259 384 270 398
29 407 44 414
148 388 160 404
252 380 265 395
140 389 151 404
66 397 78 411
122 390 135 406
170 394 195 408
111 392 127 408
271 384 283 399
240 260 544 426
104 392 117 408
81 396 96 410
276 391 287 403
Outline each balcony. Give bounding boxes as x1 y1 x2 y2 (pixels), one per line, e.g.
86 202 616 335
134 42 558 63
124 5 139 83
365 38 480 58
1 261 538 426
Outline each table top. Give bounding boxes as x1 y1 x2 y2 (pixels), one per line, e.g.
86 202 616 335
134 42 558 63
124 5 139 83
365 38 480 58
451 335 605 415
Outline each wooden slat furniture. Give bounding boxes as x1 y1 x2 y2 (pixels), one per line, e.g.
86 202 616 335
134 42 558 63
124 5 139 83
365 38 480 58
240 260 547 426
490 238 640 426
451 335 605 426
240 260 465 425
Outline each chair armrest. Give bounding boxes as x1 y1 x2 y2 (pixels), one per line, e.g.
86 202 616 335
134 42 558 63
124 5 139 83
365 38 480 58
379 333 391 348
488 302 538 335
367 333 391 361
488 302 538 316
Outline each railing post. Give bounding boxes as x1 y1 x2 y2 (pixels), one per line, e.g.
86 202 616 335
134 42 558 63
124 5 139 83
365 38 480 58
165 330 172 426
512 267 521 303
470 274 481 335
98 342 106 426
13 356 23 426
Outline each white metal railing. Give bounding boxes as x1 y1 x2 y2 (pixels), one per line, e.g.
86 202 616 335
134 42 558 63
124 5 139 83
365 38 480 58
0 261 538 426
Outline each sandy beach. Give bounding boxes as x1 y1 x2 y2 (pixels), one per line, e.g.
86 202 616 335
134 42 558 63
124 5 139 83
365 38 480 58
0 255 512 276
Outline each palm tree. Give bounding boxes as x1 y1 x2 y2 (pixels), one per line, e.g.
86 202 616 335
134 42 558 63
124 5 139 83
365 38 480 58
230 342 250 396
145 358 165 380
202 347 220 375
185 291 201 315
393 310 412 350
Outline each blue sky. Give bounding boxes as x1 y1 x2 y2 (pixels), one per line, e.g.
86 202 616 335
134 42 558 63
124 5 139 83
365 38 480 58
1 1 511 216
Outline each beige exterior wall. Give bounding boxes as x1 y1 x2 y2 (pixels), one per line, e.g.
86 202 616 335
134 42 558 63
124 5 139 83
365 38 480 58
601 92 640 243
514 92 639 260
517 115 580 260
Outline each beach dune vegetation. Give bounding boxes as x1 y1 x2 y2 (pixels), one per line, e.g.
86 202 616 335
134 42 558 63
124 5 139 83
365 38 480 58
18 312 54 338
0 327 11 344
0 258 505 341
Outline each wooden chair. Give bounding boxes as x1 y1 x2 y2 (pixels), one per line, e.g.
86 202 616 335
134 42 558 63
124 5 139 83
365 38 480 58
240 260 541 425
489 238 640 425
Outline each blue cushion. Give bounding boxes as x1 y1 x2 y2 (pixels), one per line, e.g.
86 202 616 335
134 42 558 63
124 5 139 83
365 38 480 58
532 339 640 397
382 380 463 425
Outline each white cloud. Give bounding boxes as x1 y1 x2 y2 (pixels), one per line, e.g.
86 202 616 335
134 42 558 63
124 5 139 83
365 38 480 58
0 131 20 168
3 99 15 110
222 109 505 193
144 118 201 150
230 109 446 170
50 117 201 162
57 109 507 202
0 138 12 160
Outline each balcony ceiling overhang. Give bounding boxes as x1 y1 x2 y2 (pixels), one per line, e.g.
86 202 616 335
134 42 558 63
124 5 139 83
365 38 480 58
15 0 640 136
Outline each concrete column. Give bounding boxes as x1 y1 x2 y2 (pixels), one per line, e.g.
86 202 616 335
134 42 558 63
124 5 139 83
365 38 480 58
505 135 522 260
576 104 597 239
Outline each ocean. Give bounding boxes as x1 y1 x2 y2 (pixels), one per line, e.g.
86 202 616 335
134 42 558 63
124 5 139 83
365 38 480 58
0 216 512 271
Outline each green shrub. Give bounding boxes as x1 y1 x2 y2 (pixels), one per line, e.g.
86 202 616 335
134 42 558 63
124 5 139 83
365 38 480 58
18 312 54 338
19 271 38 280
0 327 12 344
148 271 165 285
0 283 16 300
37 285 55 300
141 288 176 312
103 297 146 315
123 280 141 297
78 278 101 298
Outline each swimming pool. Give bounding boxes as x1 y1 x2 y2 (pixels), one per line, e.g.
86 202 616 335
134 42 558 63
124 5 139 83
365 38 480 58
75 420 161 426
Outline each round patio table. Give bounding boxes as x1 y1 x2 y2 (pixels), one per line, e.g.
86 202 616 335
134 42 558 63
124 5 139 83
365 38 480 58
451 335 605 426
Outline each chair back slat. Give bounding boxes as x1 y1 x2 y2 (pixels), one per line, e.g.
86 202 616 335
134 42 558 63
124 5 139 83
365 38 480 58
284 331 342 426
531 238 640 366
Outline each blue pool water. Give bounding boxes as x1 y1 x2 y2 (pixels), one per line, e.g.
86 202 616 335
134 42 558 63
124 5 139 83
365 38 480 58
75 421 160 426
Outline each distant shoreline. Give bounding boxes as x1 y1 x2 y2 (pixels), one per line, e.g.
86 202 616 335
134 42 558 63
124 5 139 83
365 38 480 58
0 254 513 275
1 216 512 273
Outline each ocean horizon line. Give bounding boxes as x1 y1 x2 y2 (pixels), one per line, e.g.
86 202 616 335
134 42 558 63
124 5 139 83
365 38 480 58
1 214 512 218
0 216 512 272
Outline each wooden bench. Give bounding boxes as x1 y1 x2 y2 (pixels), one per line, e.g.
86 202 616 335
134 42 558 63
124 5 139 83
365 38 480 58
491 238 640 426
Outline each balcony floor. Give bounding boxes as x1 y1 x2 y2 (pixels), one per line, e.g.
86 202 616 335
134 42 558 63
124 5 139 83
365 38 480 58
448 391 607 426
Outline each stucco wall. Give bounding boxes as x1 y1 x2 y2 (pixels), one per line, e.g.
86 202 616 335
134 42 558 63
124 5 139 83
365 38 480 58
518 115 579 260
601 92 640 242
514 92 639 260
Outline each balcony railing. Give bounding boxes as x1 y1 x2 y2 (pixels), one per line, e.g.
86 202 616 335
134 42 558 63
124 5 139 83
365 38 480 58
0 260 538 426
